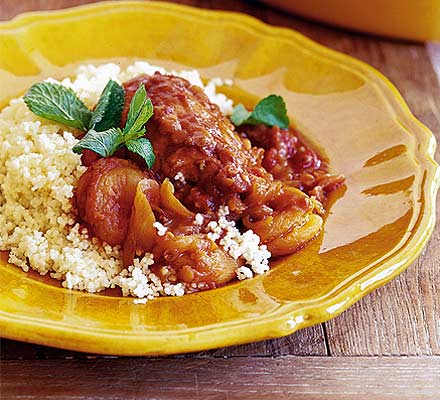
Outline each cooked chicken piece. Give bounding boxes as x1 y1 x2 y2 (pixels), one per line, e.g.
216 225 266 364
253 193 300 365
75 157 149 246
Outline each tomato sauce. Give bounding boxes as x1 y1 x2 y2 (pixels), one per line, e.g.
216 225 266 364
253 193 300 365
74 73 344 290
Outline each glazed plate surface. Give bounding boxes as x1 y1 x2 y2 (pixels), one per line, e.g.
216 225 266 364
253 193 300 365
0 1 438 355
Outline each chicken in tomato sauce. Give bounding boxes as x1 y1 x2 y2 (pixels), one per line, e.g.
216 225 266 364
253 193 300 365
74 72 344 292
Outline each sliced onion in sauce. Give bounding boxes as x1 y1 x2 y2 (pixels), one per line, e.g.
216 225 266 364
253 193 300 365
122 179 158 268
160 178 195 220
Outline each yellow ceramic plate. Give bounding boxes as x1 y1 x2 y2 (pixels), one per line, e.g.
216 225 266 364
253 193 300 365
0 1 438 355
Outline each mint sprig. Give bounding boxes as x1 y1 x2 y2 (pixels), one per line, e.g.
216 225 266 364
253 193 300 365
73 84 155 168
230 94 289 130
24 82 92 131
24 79 156 168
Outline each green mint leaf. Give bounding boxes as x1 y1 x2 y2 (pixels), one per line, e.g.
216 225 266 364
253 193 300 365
123 84 153 135
71 83 156 167
125 138 155 168
251 95 289 129
121 83 155 168
230 104 252 126
128 98 153 137
124 126 146 142
72 128 123 157
230 94 289 129
23 82 92 131
89 80 125 131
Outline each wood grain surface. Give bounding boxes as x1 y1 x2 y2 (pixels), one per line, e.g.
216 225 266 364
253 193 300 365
1 0 440 399
2 357 440 400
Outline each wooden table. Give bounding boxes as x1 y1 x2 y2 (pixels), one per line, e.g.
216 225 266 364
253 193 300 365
1 1 439 399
